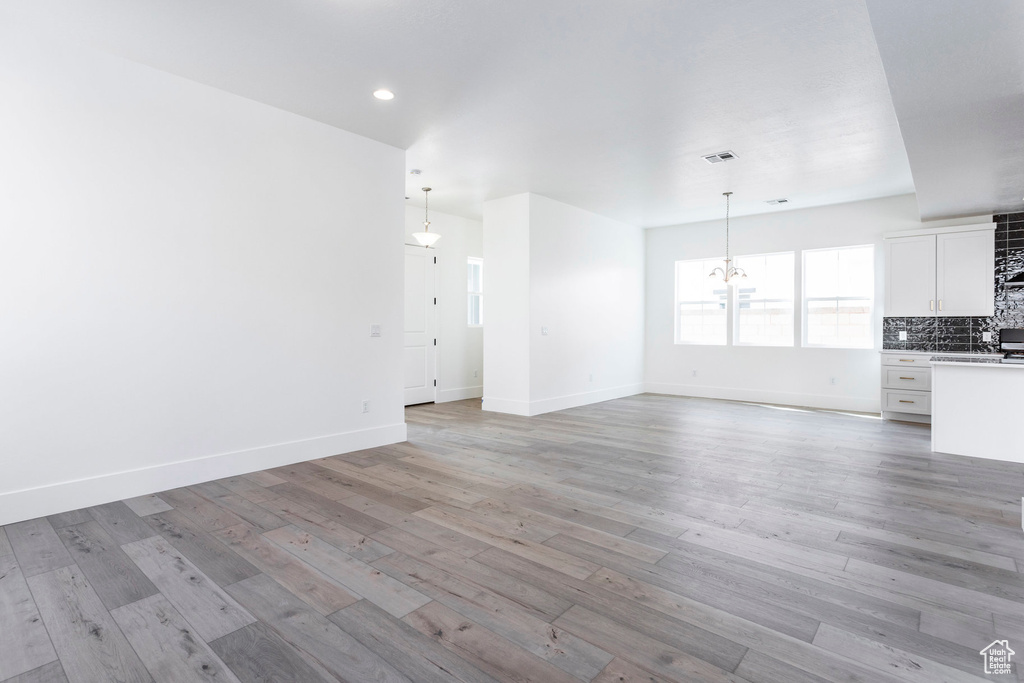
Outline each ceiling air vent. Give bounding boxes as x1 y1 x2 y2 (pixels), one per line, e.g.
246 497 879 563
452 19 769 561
766 198 789 205
702 150 738 164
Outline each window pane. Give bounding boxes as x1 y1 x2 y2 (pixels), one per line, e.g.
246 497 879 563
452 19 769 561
804 249 837 298
733 252 794 346
737 300 794 346
467 260 482 293
838 246 873 298
468 294 481 325
803 245 874 348
676 258 727 345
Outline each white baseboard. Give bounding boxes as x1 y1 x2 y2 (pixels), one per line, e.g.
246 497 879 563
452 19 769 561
481 396 532 416
0 422 407 526
645 382 881 414
484 383 644 417
436 385 483 403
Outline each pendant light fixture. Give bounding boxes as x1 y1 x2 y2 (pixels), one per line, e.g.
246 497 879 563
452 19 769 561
709 191 746 285
412 187 442 247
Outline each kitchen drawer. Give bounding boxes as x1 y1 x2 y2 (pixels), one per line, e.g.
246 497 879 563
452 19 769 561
883 367 932 390
882 389 931 415
881 353 931 368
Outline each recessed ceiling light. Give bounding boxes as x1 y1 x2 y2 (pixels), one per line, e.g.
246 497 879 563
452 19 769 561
373 89 395 101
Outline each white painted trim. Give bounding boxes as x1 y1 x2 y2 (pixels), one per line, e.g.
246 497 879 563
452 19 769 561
484 384 644 417
883 222 994 239
527 384 644 416
0 423 407 526
645 383 880 414
481 397 532 416
436 385 483 403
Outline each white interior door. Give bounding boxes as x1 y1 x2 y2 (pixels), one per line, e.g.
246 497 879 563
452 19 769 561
404 245 436 405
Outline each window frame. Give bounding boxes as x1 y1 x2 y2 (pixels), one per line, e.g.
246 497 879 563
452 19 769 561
731 250 796 348
674 257 729 346
467 257 483 327
801 244 875 349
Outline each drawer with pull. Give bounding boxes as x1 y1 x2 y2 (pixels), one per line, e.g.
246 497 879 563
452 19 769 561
881 353 932 368
883 367 932 391
882 389 931 415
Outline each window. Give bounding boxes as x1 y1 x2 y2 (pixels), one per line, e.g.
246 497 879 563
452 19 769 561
803 245 874 348
733 252 795 346
675 258 728 345
467 257 483 326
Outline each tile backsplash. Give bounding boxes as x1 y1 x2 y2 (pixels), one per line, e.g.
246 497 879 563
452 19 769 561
882 212 1024 354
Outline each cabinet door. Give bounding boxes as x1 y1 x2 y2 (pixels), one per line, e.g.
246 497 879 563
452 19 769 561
936 230 994 316
885 235 936 317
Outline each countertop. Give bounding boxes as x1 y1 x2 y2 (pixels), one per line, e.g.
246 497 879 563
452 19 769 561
929 355 1024 368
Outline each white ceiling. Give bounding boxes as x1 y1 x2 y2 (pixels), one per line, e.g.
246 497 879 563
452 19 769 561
10 1 1016 226
865 0 1024 221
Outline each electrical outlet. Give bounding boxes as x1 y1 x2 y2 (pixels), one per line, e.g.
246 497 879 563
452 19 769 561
692 369 697 377
899 331 907 341
588 373 594 382
361 400 370 413
473 369 478 378
983 331 993 342
541 326 549 336
370 325 381 338
830 377 838 385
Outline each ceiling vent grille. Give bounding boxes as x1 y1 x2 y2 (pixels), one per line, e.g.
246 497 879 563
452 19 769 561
702 150 737 164
766 198 789 205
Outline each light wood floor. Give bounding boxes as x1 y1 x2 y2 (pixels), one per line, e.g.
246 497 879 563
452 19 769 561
1 394 1022 682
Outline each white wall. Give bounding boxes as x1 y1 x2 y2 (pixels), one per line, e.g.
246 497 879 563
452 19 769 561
482 194 532 413
645 194 920 412
404 206 483 402
483 193 645 415
0 34 406 524
529 195 645 413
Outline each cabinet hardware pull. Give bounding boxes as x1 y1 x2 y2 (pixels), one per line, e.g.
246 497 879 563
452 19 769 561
899 359 914 362
939 299 943 311
930 300 934 311
899 400 915 404
899 377 915 380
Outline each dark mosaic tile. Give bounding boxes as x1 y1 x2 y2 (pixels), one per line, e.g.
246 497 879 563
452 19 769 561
882 317 906 332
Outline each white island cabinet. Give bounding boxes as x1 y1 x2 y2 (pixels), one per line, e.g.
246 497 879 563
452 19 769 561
931 357 1024 463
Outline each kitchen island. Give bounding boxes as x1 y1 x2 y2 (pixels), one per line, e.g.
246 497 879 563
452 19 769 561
931 356 1024 462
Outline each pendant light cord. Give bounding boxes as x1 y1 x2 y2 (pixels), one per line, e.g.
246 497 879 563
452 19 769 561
724 191 731 263
424 189 430 231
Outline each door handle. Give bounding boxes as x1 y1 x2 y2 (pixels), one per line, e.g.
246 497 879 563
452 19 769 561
938 299 943 311
930 300 934 311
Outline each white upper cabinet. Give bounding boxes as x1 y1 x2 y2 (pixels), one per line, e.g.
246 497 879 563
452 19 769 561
884 224 994 318
936 230 995 316
886 235 936 317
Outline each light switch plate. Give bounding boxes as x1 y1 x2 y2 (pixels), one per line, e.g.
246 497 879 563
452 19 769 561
370 325 381 337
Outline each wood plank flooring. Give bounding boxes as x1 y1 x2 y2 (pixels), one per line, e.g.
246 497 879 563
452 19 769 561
2 394 1022 682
